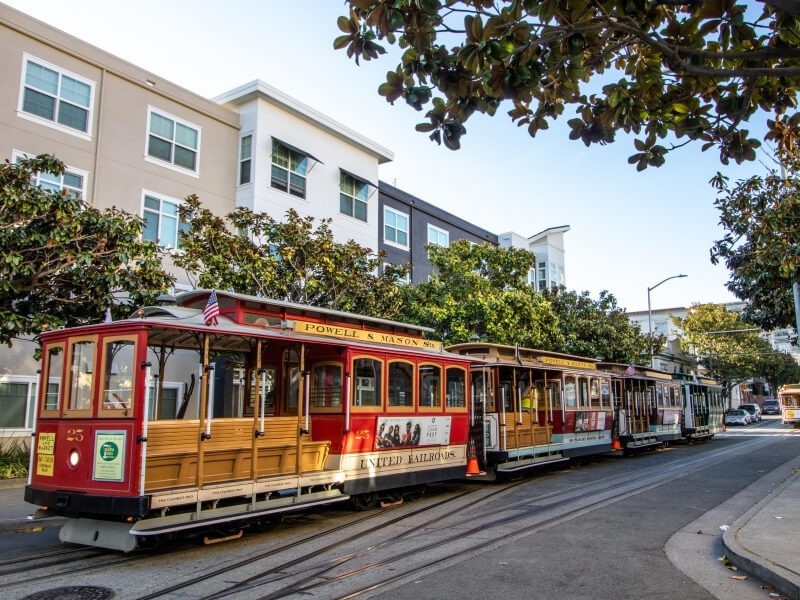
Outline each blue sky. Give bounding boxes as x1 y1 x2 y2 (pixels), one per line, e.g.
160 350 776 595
6 0 777 312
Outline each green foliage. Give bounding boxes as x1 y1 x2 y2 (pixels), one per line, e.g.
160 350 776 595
399 241 648 360
400 240 563 345
541 287 651 363
761 350 800 392
0 155 174 347
673 303 776 387
710 157 800 331
0 440 29 479
174 196 407 318
337 1 800 168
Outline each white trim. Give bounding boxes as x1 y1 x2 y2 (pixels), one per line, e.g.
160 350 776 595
140 189 188 249
0 374 38 431
12 150 89 199
427 223 449 247
18 53 95 140
144 105 201 178
383 206 410 250
238 132 254 186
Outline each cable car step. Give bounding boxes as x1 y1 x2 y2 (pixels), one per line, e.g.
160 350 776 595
497 454 568 473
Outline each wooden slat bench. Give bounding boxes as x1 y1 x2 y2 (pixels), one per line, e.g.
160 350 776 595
144 417 330 491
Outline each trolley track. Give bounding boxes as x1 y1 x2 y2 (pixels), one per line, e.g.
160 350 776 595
0 548 139 592
9 437 770 600
133 482 504 600
181 437 772 600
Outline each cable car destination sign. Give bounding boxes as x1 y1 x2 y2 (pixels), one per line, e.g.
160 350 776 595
293 321 443 351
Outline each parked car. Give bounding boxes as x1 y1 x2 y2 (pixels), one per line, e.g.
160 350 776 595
763 399 781 415
739 403 762 422
725 409 750 426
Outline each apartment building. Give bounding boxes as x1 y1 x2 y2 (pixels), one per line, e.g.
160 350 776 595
498 226 570 291
215 80 393 251
378 182 498 284
0 3 240 443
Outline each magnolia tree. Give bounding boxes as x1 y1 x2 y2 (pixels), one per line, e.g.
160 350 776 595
174 195 407 319
674 303 781 400
336 1 800 169
710 156 800 332
0 155 173 347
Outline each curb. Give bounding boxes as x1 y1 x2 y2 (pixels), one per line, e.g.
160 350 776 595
0 518 65 534
0 478 26 490
721 468 800 600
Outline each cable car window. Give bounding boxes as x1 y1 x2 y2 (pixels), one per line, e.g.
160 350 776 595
388 361 413 407
42 344 64 414
590 378 601 407
353 358 382 407
472 370 494 412
311 363 342 409
102 339 135 411
446 367 466 408
419 364 441 408
68 339 95 411
564 377 577 407
600 379 610 408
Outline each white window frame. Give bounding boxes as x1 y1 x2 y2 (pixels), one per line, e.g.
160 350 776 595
13 151 88 200
238 133 253 186
271 139 308 199
141 190 189 249
0 375 37 432
148 380 183 420
427 224 449 247
339 170 369 222
17 53 95 140
145 106 201 177
383 206 409 249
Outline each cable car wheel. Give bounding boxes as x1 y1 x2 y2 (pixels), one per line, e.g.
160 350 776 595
350 492 377 511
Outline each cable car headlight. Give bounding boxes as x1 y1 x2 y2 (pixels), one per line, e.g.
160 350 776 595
68 449 80 468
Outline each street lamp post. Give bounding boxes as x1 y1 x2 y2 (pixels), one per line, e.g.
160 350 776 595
647 274 688 368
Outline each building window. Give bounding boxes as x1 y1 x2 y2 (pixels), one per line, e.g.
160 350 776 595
0 377 37 429
14 152 87 199
19 55 93 135
340 171 369 222
271 139 308 198
142 193 189 248
239 134 252 185
537 261 547 291
427 224 449 247
384 207 409 248
146 108 200 173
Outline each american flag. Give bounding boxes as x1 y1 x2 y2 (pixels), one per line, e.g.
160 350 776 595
203 290 220 326
623 364 636 376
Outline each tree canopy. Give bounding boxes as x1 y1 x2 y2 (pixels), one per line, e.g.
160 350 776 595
0 155 173 347
399 239 563 345
673 303 779 394
710 157 800 331
336 1 800 169
400 240 651 360
174 195 407 318
541 287 652 362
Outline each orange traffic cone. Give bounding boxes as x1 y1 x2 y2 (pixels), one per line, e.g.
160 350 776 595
611 437 623 451
466 439 483 476
466 455 481 475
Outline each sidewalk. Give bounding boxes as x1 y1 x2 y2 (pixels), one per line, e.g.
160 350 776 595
0 478 64 533
1 465 799 599
721 465 800 600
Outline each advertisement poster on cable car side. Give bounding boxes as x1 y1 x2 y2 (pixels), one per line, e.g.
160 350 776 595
374 416 451 449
